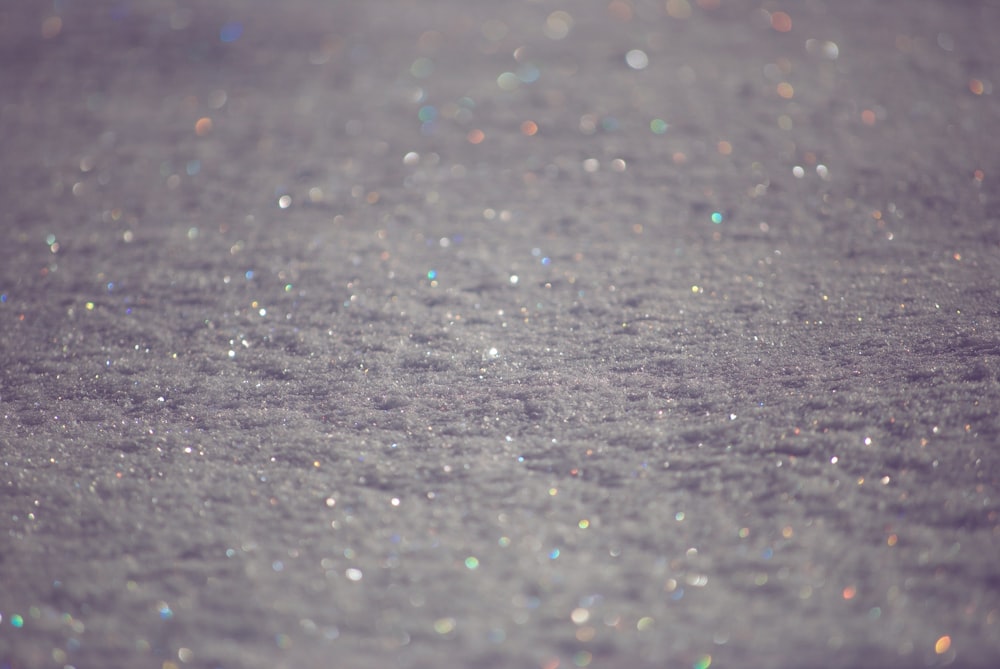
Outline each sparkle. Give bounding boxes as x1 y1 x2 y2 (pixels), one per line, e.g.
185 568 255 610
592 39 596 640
625 49 649 70
219 22 243 43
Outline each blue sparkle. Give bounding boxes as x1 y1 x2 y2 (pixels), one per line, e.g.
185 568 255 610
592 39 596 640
220 21 243 43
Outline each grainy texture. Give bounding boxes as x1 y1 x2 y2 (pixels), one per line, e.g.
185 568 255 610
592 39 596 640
1 1 999 668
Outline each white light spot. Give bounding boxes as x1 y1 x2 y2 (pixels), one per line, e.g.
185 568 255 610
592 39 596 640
626 49 649 70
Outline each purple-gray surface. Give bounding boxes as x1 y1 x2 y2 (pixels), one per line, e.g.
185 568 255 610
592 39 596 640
2 1 999 667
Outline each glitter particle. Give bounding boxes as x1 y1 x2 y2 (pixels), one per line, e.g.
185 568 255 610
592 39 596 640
219 21 243 43
770 11 792 32
625 49 649 70
434 617 456 634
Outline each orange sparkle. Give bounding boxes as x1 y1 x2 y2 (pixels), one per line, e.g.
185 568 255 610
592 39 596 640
935 636 951 654
717 140 732 155
842 585 856 600
776 82 794 99
861 109 876 126
974 169 984 181
887 534 897 546
41 16 62 39
467 128 485 144
607 0 633 21
969 79 984 95
771 11 792 33
520 120 538 136
195 117 213 136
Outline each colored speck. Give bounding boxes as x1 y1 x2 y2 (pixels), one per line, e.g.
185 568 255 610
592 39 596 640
418 106 437 123
427 269 437 280
0 292 6 303
693 655 712 669
497 72 520 90
650 118 668 134
410 57 434 78
434 617 456 634
220 21 243 43
245 270 254 280
464 556 479 570
11 614 24 628
517 64 540 83
711 212 723 224
549 548 560 560
771 11 792 33
935 636 951 654
157 603 173 620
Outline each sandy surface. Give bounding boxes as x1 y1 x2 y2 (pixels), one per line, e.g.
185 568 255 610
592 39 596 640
2 1 999 667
